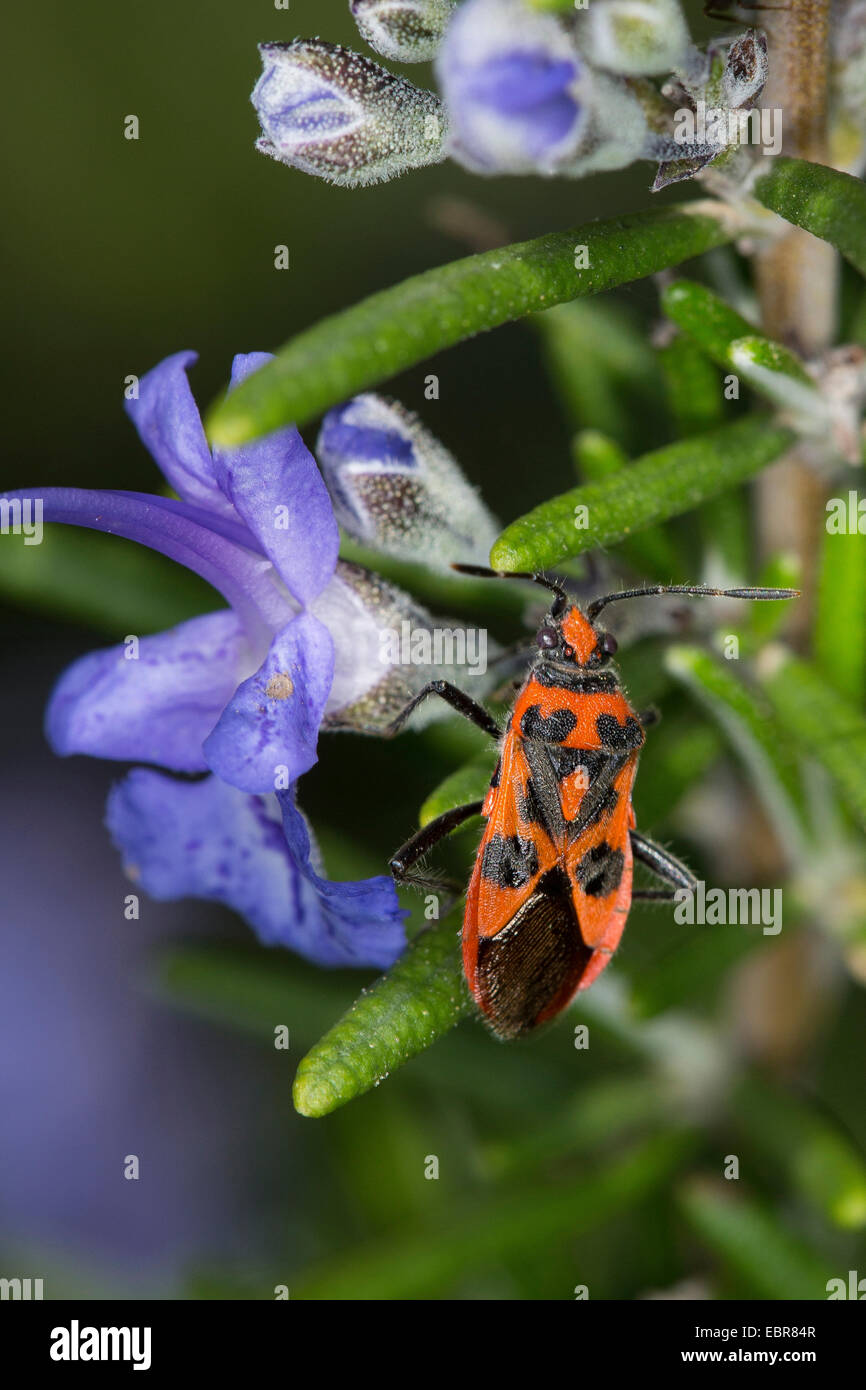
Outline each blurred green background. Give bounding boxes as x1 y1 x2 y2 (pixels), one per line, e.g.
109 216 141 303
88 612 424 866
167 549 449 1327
1 0 865 1300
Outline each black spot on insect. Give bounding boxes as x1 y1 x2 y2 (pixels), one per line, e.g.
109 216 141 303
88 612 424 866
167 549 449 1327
489 756 501 790
596 712 643 751
481 833 539 890
520 704 578 744
548 746 606 784
575 842 625 898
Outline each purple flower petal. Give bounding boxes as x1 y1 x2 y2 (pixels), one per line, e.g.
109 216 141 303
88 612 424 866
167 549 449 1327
278 788 407 968
209 354 339 606
46 611 250 771
203 611 334 794
106 771 407 968
3 488 290 644
461 53 581 160
124 352 238 519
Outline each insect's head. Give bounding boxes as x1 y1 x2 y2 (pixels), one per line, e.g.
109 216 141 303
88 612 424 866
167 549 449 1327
535 601 618 669
450 564 620 670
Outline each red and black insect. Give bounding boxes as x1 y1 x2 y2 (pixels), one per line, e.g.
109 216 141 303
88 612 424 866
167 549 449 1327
389 569 797 1040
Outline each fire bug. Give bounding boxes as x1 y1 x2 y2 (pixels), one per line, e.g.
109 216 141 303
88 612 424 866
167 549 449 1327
388 570 798 1040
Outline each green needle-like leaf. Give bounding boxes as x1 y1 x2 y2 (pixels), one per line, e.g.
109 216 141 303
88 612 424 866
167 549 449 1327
490 416 793 571
293 916 471 1118
753 157 866 279
658 332 724 437
727 335 825 417
207 206 735 445
572 429 683 580
678 1179 836 1300
662 280 756 370
758 650 866 830
662 280 822 417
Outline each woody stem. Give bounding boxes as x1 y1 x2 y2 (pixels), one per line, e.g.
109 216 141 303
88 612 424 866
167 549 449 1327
753 0 836 645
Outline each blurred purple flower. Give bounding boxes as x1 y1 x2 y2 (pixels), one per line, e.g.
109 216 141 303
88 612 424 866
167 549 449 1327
2 351 407 967
436 0 590 175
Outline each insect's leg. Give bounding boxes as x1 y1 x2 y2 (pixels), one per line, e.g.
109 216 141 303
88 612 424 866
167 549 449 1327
638 706 661 729
385 681 500 740
389 800 484 899
629 830 697 893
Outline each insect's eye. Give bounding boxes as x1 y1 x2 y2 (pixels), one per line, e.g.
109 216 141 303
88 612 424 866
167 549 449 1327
537 626 558 649
598 632 618 657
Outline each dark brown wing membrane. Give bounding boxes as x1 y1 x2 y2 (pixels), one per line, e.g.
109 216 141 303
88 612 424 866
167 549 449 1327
475 868 594 1039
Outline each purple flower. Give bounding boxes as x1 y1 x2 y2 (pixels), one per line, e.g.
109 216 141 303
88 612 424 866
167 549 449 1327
2 350 409 967
252 40 446 187
25 351 339 795
436 0 591 175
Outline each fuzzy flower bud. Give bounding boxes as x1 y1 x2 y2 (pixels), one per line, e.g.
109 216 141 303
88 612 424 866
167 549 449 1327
719 29 769 111
578 0 692 78
251 39 446 187
350 0 456 64
317 394 498 571
315 561 499 734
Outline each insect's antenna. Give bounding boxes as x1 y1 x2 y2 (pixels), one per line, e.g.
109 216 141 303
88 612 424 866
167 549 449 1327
586 584 800 623
452 563 569 615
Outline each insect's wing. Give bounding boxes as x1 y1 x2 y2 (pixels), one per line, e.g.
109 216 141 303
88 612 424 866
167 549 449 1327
465 731 549 952
563 755 639 994
464 729 600 1039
